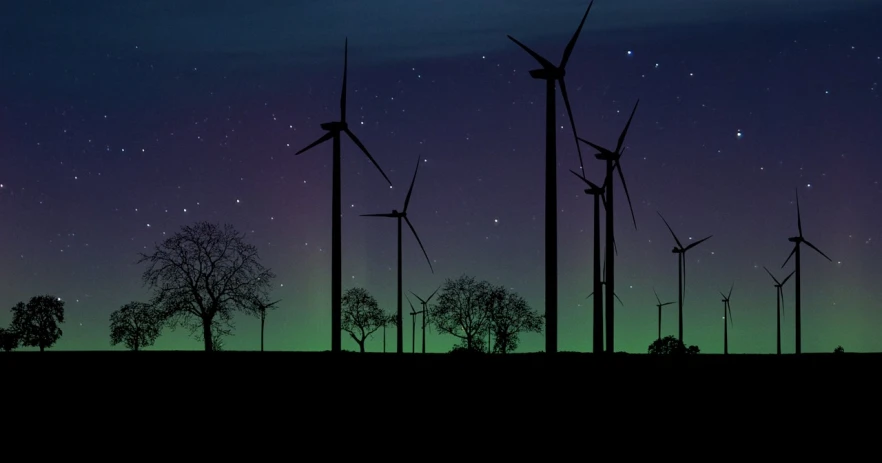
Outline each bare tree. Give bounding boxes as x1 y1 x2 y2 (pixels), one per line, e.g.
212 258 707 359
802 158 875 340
9 295 65 351
430 275 499 351
341 287 386 353
109 301 164 351
138 221 275 351
487 287 543 354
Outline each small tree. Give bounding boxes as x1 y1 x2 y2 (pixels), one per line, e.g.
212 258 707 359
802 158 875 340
138 221 275 351
487 286 544 354
109 301 164 351
430 275 496 350
341 287 386 353
648 335 700 355
0 328 19 352
834 345 845 354
10 295 65 351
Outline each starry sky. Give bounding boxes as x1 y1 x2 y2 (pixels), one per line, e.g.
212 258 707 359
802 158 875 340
2 0 881 353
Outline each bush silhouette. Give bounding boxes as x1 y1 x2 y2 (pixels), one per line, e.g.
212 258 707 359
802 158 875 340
834 345 844 354
648 335 700 355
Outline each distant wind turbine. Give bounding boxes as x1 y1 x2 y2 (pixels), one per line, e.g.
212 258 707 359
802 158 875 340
293 38 393 353
720 284 734 355
361 155 433 353
406 294 424 354
657 211 712 345
781 188 832 354
507 0 594 354
652 288 675 341
763 266 794 355
410 285 441 354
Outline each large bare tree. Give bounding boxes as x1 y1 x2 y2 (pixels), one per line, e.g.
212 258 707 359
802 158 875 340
341 287 386 353
430 275 501 351
487 288 543 354
138 221 275 351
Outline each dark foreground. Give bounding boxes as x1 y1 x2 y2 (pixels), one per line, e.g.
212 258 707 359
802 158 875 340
4 350 878 372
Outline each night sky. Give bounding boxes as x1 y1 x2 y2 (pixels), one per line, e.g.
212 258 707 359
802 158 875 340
2 0 881 353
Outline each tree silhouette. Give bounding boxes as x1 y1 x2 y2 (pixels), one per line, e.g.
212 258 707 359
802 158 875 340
109 301 164 351
341 287 386 353
648 335 700 355
430 275 498 351
138 221 275 351
834 345 844 354
0 328 19 352
9 295 65 351
487 286 544 354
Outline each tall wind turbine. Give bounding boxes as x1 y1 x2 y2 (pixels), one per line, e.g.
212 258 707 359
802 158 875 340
293 39 393 353
720 284 734 355
507 1 594 354
763 266 794 355
781 189 832 354
652 288 675 341
361 155 433 353
586 248 622 351
580 104 640 353
570 168 608 354
406 294 424 354
657 211 712 344
410 285 441 354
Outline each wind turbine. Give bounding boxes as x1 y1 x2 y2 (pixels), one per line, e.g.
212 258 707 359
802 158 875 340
406 294 424 354
255 299 281 352
720 284 734 355
580 103 640 353
763 266 795 355
657 211 712 345
652 289 675 341
293 39 393 353
507 0 594 354
410 284 441 354
570 168 607 354
586 249 622 350
361 155 433 354
781 188 832 354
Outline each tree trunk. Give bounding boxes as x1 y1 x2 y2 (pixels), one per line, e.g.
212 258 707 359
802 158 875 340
202 320 214 351
358 340 365 353
40 345 45 352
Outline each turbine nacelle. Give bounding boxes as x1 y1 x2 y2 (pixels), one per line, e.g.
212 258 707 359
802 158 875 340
320 121 348 132
529 67 564 80
671 247 682 254
788 236 801 243
594 151 619 162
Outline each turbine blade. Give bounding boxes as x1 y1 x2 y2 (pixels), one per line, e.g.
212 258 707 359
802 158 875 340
570 169 591 187
782 270 795 285
780 288 785 321
615 161 638 230
360 213 396 217
728 282 734 299
558 77 584 173
578 137 613 156
781 245 797 269
295 132 334 156
720 291 726 299
795 187 803 237
803 240 833 262
662 302 676 307
405 293 416 312
763 266 782 286
404 155 421 213
728 304 733 327
613 236 618 256
405 217 434 274
614 292 623 306
653 287 661 305
427 284 441 302
341 38 348 122
506 35 555 69
683 235 713 252
560 0 593 68
344 128 393 186
586 292 593 299
409 291 427 304
616 100 640 154
657 211 684 249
